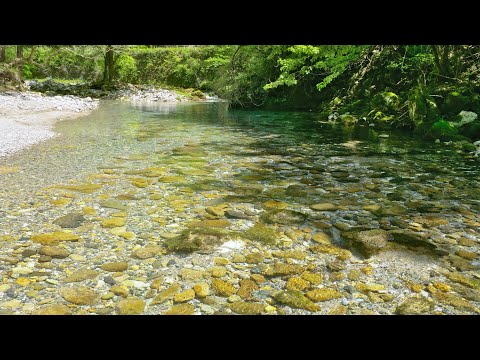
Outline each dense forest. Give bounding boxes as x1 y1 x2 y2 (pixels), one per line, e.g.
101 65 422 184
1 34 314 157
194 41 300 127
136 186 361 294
1 45 480 145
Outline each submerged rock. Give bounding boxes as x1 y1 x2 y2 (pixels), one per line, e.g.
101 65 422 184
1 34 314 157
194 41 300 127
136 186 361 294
343 229 391 257
60 286 100 305
53 213 85 228
273 290 320 312
31 232 80 245
244 223 279 245
64 269 99 283
99 200 127 211
165 227 228 253
133 244 162 259
39 246 70 259
310 203 338 211
260 209 307 225
306 288 342 302
101 262 129 272
163 303 195 315
211 279 236 297
115 297 145 315
229 302 265 315
388 230 438 252
395 296 434 315
33 304 72 315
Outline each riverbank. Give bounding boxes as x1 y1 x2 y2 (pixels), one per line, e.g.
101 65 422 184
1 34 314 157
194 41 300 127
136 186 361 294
0 82 198 158
0 91 99 157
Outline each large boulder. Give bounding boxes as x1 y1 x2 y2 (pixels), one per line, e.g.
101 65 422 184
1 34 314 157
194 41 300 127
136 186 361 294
408 88 439 128
428 119 459 141
443 91 471 114
451 111 480 139
342 228 392 257
372 91 400 112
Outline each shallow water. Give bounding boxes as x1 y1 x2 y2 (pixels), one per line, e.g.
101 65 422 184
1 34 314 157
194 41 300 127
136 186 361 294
1 101 479 315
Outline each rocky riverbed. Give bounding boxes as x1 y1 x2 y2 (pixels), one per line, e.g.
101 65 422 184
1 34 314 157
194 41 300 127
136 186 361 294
26 80 191 102
0 101 479 315
0 91 98 157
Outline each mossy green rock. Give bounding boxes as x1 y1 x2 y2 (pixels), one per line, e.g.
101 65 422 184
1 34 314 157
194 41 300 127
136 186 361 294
443 91 471 114
133 244 162 259
373 91 400 111
98 200 127 211
286 277 310 291
31 232 80 245
64 269 99 283
115 297 145 315
428 120 458 141
395 296 434 315
211 279 236 297
39 246 70 259
443 271 480 290
101 262 129 272
237 279 258 300
163 303 195 315
388 230 438 251
260 209 307 225
310 203 337 211
101 218 127 228
244 223 278 245
33 304 72 315
52 213 86 228
408 87 439 127
60 286 100 305
306 288 342 302
273 290 320 312
165 227 228 253
151 284 181 305
230 302 265 315
343 229 391 257
267 263 304 277
174 289 196 302
432 292 479 313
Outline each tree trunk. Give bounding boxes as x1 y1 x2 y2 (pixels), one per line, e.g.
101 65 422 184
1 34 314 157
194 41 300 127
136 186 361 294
0 46 5 62
16 45 24 78
103 45 115 84
431 45 452 78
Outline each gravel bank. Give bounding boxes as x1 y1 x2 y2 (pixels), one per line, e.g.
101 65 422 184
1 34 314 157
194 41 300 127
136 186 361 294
0 91 98 157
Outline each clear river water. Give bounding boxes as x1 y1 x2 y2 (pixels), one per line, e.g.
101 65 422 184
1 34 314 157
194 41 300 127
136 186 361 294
0 100 479 315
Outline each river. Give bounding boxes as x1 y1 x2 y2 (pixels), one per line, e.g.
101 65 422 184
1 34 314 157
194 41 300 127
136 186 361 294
0 100 479 315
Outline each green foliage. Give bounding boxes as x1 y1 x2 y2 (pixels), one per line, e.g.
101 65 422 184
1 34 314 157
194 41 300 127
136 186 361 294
429 119 458 140
264 45 366 92
115 54 138 83
22 63 34 79
31 46 104 81
132 46 233 89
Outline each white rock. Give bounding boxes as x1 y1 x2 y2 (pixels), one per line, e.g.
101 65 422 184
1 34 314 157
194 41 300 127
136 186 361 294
217 240 245 253
456 110 478 127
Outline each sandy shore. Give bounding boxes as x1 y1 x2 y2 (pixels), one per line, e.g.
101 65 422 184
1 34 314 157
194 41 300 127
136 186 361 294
0 91 98 157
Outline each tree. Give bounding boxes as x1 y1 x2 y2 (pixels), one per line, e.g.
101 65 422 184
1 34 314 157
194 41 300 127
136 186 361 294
264 45 367 93
103 45 115 84
0 46 5 62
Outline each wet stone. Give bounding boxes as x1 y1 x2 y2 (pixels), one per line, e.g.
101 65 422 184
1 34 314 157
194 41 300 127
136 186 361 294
39 246 70 259
273 290 320 312
53 213 86 228
64 269 99 283
60 286 100 305
230 302 265 315
115 297 145 315
164 303 195 315
101 262 129 272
